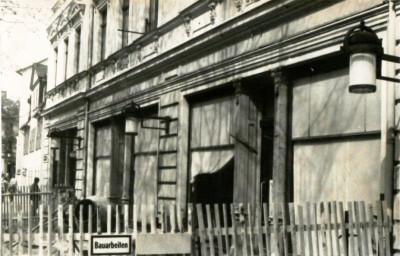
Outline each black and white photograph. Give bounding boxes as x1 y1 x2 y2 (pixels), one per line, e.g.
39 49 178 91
0 0 399 255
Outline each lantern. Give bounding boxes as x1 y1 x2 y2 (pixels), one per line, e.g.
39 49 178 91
342 21 383 93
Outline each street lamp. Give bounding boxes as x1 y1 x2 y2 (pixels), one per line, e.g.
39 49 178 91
342 20 400 93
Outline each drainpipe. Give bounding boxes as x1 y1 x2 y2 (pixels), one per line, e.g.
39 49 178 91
83 3 95 199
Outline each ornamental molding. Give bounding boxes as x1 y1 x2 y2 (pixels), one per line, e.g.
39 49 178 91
183 15 192 36
47 1 85 40
209 1 217 25
235 0 243 12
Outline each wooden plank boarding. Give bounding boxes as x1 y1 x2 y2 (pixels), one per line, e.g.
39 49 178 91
48 203 53 256
196 204 208 256
298 204 306 256
312 203 320 256
231 204 238 256
222 203 230 254
257 203 265 256
347 202 356 256
367 203 376 256
338 202 348 256
69 204 74 256
214 204 224 256
288 203 297 256
305 202 313 256
205 204 215 256
263 203 271 256
331 201 340 256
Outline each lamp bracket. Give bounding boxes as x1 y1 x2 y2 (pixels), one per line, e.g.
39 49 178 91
122 101 172 134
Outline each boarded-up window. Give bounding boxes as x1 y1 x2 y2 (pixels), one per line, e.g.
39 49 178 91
94 124 112 197
36 118 42 150
292 69 381 205
23 127 30 155
134 106 159 205
29 128 36 153
190 95 235 204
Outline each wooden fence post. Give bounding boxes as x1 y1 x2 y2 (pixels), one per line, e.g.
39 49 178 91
68 204 74 256
39 204 44 256
48 203 53 256
27 200 32 256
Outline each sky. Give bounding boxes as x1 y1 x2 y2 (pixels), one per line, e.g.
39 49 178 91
0 0 56 101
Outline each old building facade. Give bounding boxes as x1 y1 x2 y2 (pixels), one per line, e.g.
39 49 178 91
43 0 399 251
15 60 49 187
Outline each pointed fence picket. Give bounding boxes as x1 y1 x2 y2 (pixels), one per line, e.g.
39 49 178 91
0 200 393 255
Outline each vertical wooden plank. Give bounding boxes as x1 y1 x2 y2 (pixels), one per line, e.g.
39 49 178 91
231 204 238 256
338 202 348 256
188 203 193 234
298 205 306 256
376 200 384 256
150 204 156 234
248 204 255 256
107 204 112 234
325 202 333 256
263 203 271 256
27 200 32 256
169 204 176 233
48 203 53 256
381 201 391 256
133 204 138 235
359 202 369 255
214 204 224 256
367 204 376 256
272 203 280 256
206 204 216 256
288 203 297 256
347 202 356 256
177 204 183 233
88 205 93 256
116 205 120 234
97 205 101 234
312 203 320 256
319 203 327 256
160 204 165 233
124 204 129 233
222 204 230 253
256 203 265 256
354 202 363 256
331 202 341 256
58 204 64 241
305 202 313 256
8 202 14 256
280 203 288 256
38 203 43 256
1 200 4 256
79 205 84 256
241 204 249 256
196 204 208 256
18 210 23 255
68 204 74 256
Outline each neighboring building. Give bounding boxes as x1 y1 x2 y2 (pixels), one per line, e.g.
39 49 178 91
43 0 399 251
15 60 49 187
1 91 19 179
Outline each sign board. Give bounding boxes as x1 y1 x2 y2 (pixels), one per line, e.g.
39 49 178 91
136 233 192 255
91 235 131 255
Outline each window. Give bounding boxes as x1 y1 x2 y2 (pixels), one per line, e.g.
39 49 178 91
23 128 30 155
93 119 125 198
75 27 81 73
64 38 69 80
121 0 129 47
29 128 36 153
54 47 58 84
36 118 42 150
145 0 158 33
189 94 235 204
52 129 77 189
100 8 107 61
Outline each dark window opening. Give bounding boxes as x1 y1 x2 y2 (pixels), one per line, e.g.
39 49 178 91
100 8 107 61
145 0 158 33
52 129 77 189
75 27 81 73
122 0 129 47
64 38 69 80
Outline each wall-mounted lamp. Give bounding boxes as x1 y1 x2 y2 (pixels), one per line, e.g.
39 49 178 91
121 101 171 135
342 20 400 93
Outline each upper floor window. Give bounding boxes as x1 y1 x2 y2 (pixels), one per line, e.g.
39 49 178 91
23 127 30 155
100 8 107 61
145 0 158 33
121 0 129 47
75 27 81 73
64 38 69 80
36 118 42 150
